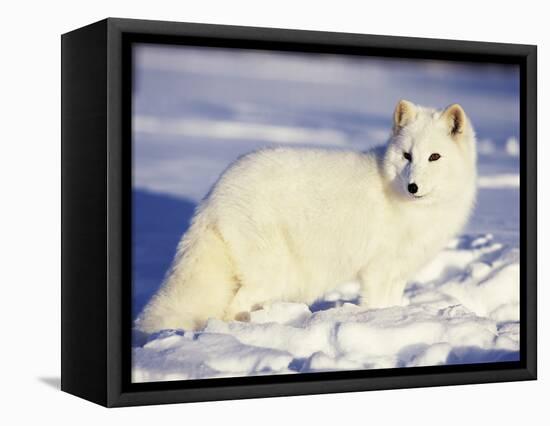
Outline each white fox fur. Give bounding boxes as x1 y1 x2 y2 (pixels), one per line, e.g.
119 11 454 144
136 100 477 333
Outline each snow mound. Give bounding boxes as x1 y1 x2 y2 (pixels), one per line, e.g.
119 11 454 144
132 233 520 382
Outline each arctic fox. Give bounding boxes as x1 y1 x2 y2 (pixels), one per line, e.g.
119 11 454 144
137 100 477 333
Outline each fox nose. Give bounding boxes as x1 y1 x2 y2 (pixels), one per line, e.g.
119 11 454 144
407 183 418 194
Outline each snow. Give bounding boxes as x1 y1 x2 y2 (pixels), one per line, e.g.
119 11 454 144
506 137 520 157
478 174 520 188
131 44 521 382
133 234 519 382
134 115 349 146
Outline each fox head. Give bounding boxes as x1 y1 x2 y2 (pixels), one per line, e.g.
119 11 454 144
383 100 477 205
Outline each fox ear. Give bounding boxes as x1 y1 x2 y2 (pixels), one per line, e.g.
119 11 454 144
442 104 466 137
393 100 417 133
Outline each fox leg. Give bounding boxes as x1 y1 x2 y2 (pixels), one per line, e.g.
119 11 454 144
223 285 268 322
358 264 406 308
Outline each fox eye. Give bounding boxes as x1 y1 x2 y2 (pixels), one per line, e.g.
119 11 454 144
429 153 441 162
403 152 412 161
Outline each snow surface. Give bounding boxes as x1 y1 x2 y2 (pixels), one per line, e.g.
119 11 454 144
132 233 519 382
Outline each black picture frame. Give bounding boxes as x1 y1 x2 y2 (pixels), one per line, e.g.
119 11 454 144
61 17 537 407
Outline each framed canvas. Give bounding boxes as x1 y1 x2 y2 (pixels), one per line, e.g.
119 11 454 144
61 18 537 407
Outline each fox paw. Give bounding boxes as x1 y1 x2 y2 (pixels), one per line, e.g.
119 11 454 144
234 311 251 322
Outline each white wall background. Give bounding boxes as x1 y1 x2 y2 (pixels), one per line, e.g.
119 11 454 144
0 0 545 424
